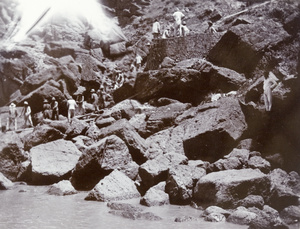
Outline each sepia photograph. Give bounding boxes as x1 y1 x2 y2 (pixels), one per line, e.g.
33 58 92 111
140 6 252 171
0 0 299 228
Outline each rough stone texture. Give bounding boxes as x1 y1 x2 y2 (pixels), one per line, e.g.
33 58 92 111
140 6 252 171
87 119 148 164
226 148 250 164
85 170 141 201
202 206 231 218
140 182 169 207
95 117 116 129
236 195 265 209
65 118 89 139
0 172 13 190
146 97 247 162
207 157 243 173
146 34 218 70
23 124 65 151
0 131 28 181
194 169 270 208
165 164 206 205
267 168 300 211
248 205 289 229
72 135 94 152
71 135 137 190
139 153 188 191
30 139 82 185
145 102 191 136
227 206 258 225
247 156 271 173
208 19 290 74
280 206 300 225
205 213 226 222
47 180 78 196
135 62 246 104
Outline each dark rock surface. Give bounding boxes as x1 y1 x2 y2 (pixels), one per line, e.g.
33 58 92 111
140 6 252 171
71 135 138 190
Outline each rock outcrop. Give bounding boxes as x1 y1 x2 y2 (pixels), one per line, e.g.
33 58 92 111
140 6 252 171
30 139 82 184
47 180 78 196
85 170 141 201
194 169 271 208
71 135 138 190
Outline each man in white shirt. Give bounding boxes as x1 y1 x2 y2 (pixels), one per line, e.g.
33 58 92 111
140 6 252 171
67 98 77 122
152 19 161 39
173 8 185 36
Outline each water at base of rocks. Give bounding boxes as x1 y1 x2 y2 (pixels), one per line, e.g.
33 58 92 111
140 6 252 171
0 184 294 229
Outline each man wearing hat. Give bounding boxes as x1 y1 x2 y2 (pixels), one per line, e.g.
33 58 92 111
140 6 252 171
6 102 18 131
21 101 33 128
43 99 51 119
51 97 59 120
90 89 99 112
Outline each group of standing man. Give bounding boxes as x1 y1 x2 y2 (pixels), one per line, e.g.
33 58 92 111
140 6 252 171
152 8 190 39
5 101 33 131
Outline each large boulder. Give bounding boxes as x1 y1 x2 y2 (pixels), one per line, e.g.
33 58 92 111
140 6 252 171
23 124 65 151
165 164 206 205
208 18 290 74
267 169 300 211
71 135 138 190
0 172 13 190
140 182 169 207
30 139 82 184
280 205 300 225
47 180 78 196
194 169 271 208
146 97 247 162
0 131 28 181
248 205 288 229
65 118 89 139
145 101 191 136
85 170 141 201
86 119 148 164
139 153 188 191
134 62 246 104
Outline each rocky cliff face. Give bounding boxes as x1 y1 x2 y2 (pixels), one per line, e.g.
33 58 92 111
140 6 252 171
0 0 300 227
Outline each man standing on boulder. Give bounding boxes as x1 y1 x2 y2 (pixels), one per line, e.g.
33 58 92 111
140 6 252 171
21 101 33 128
152 18 161 39
173 8 185 37
263 71 278 112
90 89 99 112
51 97 59 120
6 102 18 131
67 97 77 123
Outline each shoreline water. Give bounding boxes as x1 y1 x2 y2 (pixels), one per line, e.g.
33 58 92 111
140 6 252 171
0 184 250 229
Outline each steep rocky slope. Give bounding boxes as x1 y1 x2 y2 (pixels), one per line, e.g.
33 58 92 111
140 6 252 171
0 0 300 227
